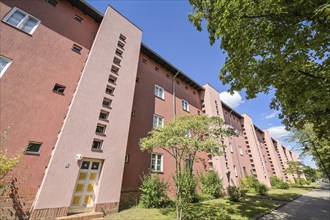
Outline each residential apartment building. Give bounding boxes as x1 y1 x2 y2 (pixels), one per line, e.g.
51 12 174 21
0 0 302 219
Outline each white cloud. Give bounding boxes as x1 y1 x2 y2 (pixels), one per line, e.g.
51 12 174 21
219 91 244 109
267 126 291 140
265 111 278 119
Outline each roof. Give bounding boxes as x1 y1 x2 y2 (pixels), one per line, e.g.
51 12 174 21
220 101 243 119
67 0 103 23
141 44 204 91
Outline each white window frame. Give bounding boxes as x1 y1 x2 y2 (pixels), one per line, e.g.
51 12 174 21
0 56 12 78
151 153 163 172
182 99 189 112
3 7 41 34
154 85 165 99
229 143 233 153
153 114 164 129
234 165 238 177
239 146 243 155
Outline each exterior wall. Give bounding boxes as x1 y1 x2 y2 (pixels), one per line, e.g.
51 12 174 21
0 0 99 218
273 141 294 182
30 6 142 218
121 52 206 205
241 115 271 186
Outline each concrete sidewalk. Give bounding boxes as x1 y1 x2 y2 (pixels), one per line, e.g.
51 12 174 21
259 184 330 220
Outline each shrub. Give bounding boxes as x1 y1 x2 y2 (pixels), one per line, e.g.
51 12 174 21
194 193 214 202
255 183 269 196
175 170 198 204
270 176 289 189
139 173 169 208
227 185 241 202
199 170 223 198
240 175 259 190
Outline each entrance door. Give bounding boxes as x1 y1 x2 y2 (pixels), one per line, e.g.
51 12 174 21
70 159 102 211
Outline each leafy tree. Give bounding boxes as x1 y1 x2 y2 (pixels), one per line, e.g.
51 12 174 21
140 115 234 220
284 161 305 186
303 166 318 182
188 0 330 139
199 170 223 198
0 128 20 194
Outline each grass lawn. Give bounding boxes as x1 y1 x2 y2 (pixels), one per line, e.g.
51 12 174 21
106 185 315 220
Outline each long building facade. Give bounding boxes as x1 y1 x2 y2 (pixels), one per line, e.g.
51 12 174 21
0 0 303 219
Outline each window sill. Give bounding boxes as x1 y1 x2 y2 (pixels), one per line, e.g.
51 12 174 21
53 90 65 96
183 109 190 113
91 148 103 153
1 21 34 36
150 171 164 174
102 105 112 110
105 93 114 97
95 132 106 137
99 118 109 123
155 96 165 101
108 82 117 86
24 151 40 156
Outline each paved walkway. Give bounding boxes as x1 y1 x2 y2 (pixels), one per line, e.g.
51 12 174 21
259 184 330 220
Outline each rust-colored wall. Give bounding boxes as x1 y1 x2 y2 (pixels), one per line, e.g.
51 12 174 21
0 0 99 197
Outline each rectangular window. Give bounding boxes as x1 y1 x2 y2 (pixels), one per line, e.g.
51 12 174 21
119 34 126 42
95 124 106 135
239 146 243 155
125 154 130 163
155 66 159 72
154 85 164 99
115 49 123 57
72 44 82 54
151 153 163 172
46 0 58 7
182 100 189 112
111 65 119 74
3 7 41 34
53 83 66 94
105 85 115 95
25 142 42 154
108 75 117 84
153 114 164 129
117 41 125 50
102 98 112 108
234 165 238 177
230 143 233 153
113 57 121 66
0 56 12 78
92 139 103 151
142 58 147 64
74 15 83 23
99 110 109 120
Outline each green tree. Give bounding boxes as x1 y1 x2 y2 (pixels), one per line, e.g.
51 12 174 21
284 161 305 186
303 166 318 182
0 128 20 194
140 115 234 220
188 0 330 139
199 170 223 198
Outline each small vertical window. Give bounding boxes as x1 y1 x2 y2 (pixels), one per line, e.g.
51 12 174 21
166 74 170 79
0 56 12 78
25 142 42 154
125 154 130 163
239 146 243 155
142 58 147 64
119 34 126 42
102 98 112 108
136 77 140 83
182 100 189 112
229 143 233 153
3 7 41 34
108 75 117 84
155 66 159 72
113 57 121 66
151 153 163 172
153 115 164 129
95 124 106 135
53 84 66 94
185 86 188 90
154 85 165 99
92 139 103 151
99 110 109 120
111 65 119 74
176 80 180 85
46 0 58 7
105 85 115 95
131 110 136 117
234 165 238 177
74 15 83 23
117 41 125 49
115 49 123 57
72 44 82 54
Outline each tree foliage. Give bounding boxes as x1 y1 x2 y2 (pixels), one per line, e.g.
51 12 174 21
284 161 305 186
199 170 223 198
140 115 235 219
188 0 330 139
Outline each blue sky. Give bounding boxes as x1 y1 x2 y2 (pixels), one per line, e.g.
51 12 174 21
85 0 315 167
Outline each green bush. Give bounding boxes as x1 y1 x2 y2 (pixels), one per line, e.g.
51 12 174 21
255 183 269 196
194 193 215 202
270 176 290 189
240 175 259 190
139 173 169 208
175 170 198 204
199 170 223 198
227 185 241 202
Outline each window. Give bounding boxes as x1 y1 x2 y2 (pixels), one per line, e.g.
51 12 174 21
182 100 189 112
96 124 106 135
46 0 58 7
111 65 119 74
151 153 163 172
74 15 83 23
185 158 193 171
153 114 164 128
125 154 130 163
108 75 117 84
92 139 103 151
115 49 123 57
166 74 170 79
105 85 115 95
3 7 41 34
234 165 238 177
155 66 159 72
154 85 164 99
99 110 109 120
185 86 188 90
142 58 147 64
53 84 66 94
119 34 126 42
72 44 82 54
229 143 233 153
239 146 243 155
0 56 12 78
136 77 140 83
117 41 125 49
25 142 42 154
113 57 121 66
102 98 112 108
176 80 180 85
131 110 135 117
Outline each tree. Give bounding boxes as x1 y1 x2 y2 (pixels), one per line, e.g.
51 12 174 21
303 165 318 182
284 161 305 186
188 0 330 139
0 128 20 194
140 115 234 220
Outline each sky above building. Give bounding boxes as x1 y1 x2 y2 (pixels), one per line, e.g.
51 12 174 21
85 0 315 168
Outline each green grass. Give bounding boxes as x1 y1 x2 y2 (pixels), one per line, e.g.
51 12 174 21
106 185 315 220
